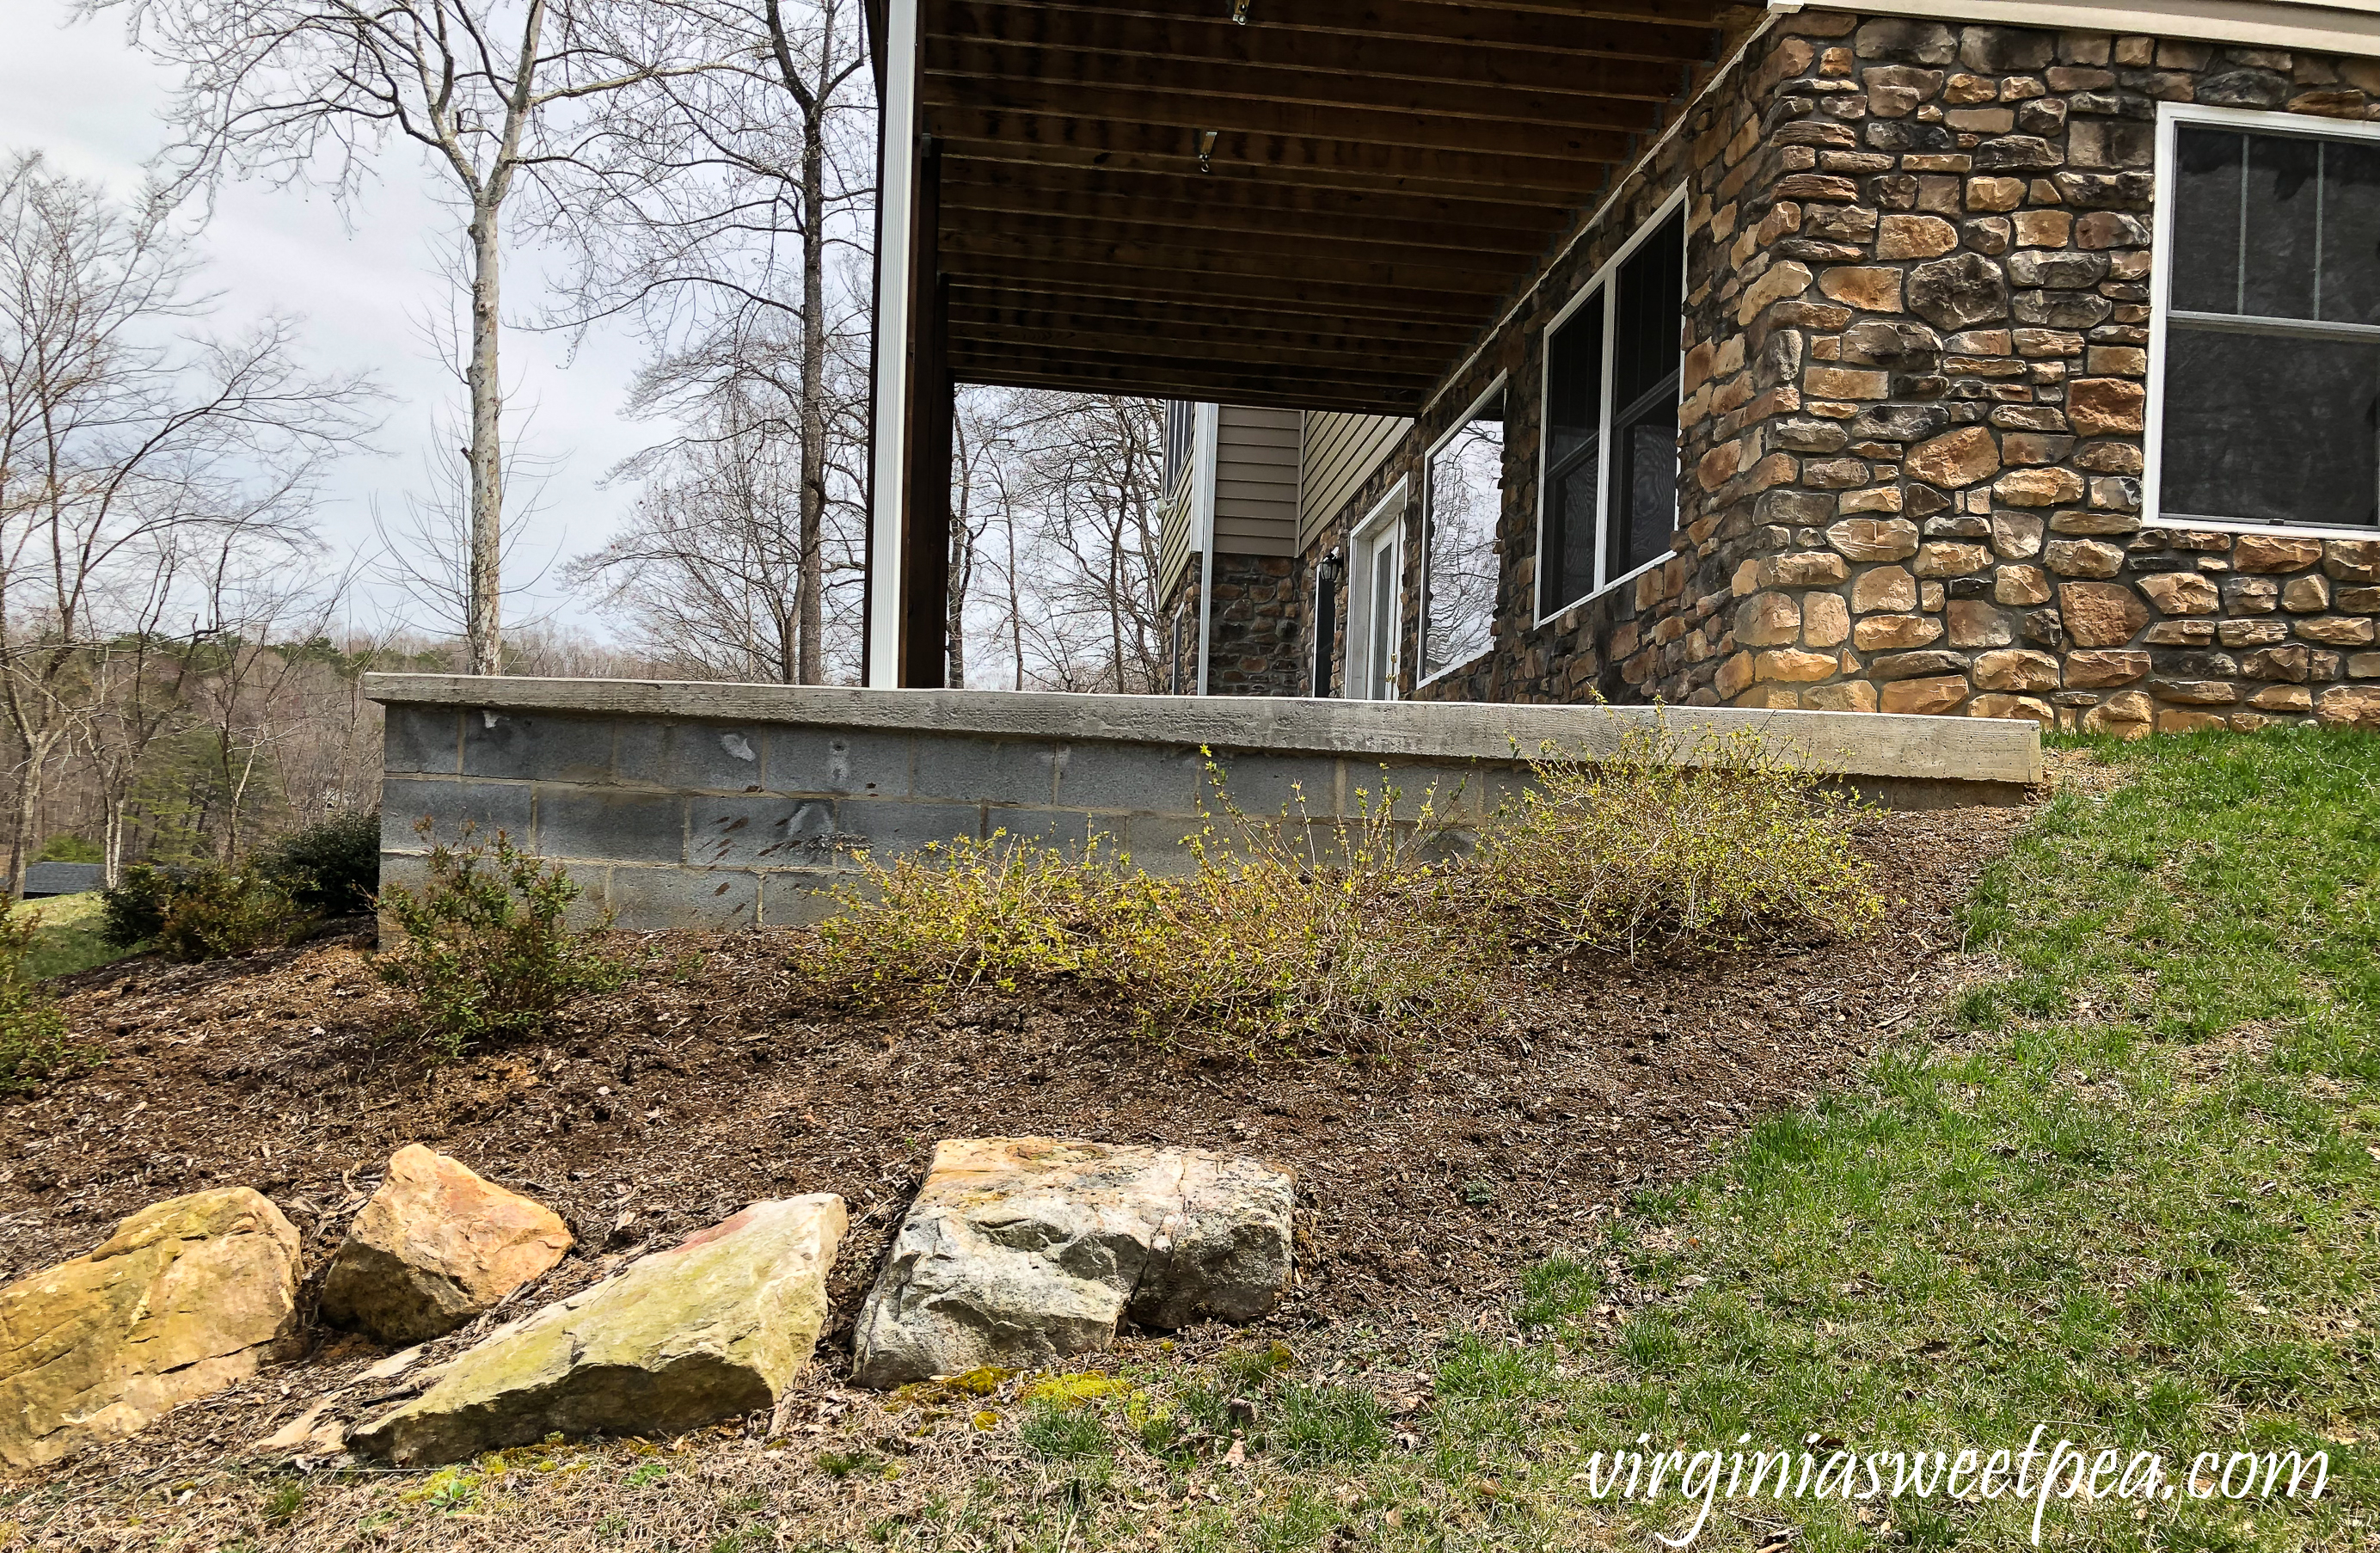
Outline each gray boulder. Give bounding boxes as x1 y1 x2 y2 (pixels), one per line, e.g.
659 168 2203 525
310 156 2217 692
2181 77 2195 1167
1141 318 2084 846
852 1138 1294 1388
352 1194 845 1464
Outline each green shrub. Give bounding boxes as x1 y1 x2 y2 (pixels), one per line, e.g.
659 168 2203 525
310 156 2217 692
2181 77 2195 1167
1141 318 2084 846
0 900 77 1094
373 825 627 1058
99 862 181 948
1472 721 1881 957
151 869 314 962
36 833 100 863
258 808 380 916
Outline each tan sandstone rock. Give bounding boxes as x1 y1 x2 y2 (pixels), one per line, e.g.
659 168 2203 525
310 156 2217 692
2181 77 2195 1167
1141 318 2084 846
353 1194 846 1464
1880 675 1972 715
321 1146 575 1345
2058 582 2149 648
852 1139 1295 1390
1907 425 1999 488
2318 685 2380 728
0 1188 300 1469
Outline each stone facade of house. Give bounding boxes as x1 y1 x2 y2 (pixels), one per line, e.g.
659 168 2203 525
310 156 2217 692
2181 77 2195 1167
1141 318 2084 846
1254 9 2380 733
1205 555 1310 697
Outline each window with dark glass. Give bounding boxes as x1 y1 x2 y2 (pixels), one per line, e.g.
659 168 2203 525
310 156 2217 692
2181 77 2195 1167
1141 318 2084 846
1606 213 1685 580
1537 205 1685 616
2161 123 2380 529
1542 291 1604 615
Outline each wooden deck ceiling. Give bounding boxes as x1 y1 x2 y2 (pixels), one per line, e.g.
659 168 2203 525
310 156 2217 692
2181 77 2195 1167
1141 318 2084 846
888 0 1737 415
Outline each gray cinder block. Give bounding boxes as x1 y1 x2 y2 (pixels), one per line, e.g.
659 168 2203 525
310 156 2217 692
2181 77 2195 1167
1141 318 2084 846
534 788 685 864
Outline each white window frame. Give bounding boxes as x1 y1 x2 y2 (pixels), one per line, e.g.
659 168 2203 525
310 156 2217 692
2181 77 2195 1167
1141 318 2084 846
1535 184 1691 625
1344 480 1408 701
1417 374 1509 691
2144 100 2380 538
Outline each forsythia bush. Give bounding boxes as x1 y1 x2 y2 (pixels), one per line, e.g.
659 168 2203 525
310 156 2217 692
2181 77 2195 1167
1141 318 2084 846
809 775 1488 1054
806 726 1881 1053
374 824 628 1057
1473 722 1882 956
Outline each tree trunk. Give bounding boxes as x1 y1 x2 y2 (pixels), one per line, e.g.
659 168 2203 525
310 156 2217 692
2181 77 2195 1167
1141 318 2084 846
6 760 34 899
1005 504 1024 690
794 60 830 685
947 411 968 687
466 196 506 676
105 791 126 887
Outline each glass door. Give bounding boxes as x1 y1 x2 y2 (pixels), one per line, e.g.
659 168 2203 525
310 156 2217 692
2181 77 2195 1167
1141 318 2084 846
1347 495 1404 700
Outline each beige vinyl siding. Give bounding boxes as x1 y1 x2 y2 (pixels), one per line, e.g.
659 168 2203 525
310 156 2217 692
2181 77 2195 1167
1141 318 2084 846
1300 412 1412 549
1156 462 1197 601
1212 406 1303 556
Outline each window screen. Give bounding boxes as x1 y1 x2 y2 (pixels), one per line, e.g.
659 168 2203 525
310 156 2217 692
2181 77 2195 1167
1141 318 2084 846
1607 212 1685 580
2162 125 2380 528
1422 388 1504 681
1537 205 1686 614
1542 292 1604 615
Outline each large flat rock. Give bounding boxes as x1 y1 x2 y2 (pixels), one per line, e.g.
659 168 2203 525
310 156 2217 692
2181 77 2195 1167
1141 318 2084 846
320 1145 574 1344
0 1188 301 1470
352 1194 845 1464
852 1139 1294 1388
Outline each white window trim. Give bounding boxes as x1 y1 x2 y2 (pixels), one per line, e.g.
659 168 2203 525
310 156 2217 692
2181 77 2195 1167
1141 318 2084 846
1346 480 1408 701
1418 374 1509 691
2144 100 2380 539
1535 183 1691 627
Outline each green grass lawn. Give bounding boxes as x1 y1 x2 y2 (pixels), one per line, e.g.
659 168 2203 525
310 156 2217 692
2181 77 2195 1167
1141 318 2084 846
14 890 138 980
3 732 2372 1553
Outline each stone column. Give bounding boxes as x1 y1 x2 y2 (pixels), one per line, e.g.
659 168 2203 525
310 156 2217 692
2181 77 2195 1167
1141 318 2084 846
1702 12 2380 730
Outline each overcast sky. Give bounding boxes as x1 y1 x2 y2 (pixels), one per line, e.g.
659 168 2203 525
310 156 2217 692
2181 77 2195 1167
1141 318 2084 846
0 2 653 640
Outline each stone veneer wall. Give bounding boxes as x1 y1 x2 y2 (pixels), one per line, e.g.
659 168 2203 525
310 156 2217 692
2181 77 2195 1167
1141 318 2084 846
1159 555 1314 697
1701 13 2380 733
1205 556 1310 697
1276 9 2380 732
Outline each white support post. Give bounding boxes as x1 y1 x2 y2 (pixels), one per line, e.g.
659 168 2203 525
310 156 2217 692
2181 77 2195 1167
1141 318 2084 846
866 0 921 689
1193 402 1219 697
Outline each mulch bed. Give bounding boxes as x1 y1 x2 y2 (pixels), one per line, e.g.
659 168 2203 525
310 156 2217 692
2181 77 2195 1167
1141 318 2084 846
0 796 2033 1478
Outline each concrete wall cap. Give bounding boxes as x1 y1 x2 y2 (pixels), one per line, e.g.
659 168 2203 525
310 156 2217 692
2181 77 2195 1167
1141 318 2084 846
363 675 2044 787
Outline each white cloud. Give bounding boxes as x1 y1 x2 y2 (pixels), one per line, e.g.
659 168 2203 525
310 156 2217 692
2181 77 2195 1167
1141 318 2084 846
0 1 653 640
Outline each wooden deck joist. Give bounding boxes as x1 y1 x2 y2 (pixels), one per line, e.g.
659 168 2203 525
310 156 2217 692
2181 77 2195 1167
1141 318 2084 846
863 0 1733 683
899 0 1730 413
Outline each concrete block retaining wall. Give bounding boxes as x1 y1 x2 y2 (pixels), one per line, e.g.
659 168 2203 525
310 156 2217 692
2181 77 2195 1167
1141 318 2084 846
365 674 2041 932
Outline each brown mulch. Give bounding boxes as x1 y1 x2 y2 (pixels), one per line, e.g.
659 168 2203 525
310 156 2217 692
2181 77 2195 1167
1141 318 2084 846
0 796 2033 1482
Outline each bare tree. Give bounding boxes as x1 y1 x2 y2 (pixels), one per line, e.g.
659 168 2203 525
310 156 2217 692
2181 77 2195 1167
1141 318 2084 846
0 152 374 892
367 408 563 648
567 390 810 680
183 529 353 862
552 0 872 684
947 400 991 688
79 545 199 883
87 0 726 673
954 389 1167 694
